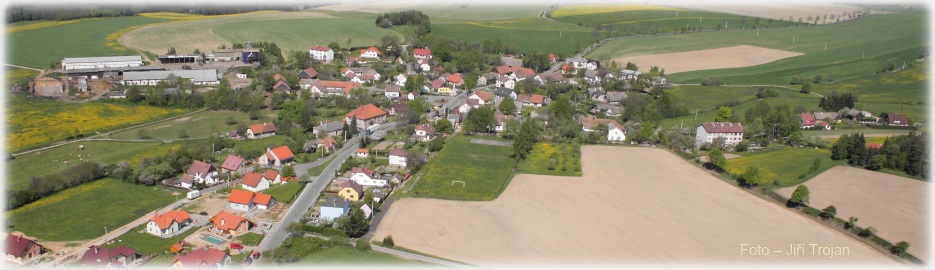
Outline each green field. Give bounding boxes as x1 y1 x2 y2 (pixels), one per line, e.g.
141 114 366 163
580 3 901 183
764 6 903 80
263 182 305 204
659 88 817 130
665 85 764 113
8 141 163 189
517 142 582 176
4 67 37 88
417 4 550 21
407 135 515 201
103 222 198 255
7 16 167 68
588 13 926 85
6 178 175 241
108 110 251 140
554 9 750 34
433 17 604 55
726 148 846 187
813 64 928 122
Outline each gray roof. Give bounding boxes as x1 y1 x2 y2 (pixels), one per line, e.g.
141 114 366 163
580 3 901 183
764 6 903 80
500 56 523 67
315 121 343 133
122 70 218 83
322 197 348 209
606 92 627 102
568 56 587 63
587 87 605 96
62 55 142 64
494 87 514 97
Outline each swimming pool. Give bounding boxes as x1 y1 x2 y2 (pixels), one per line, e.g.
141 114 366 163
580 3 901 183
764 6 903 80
203 235 224 245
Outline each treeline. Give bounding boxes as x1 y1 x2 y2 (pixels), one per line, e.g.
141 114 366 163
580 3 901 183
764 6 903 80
7 4 303 23
414 34 518 74
831 132 927 178
111 137 229 186
819 91 857 111
375 10 431 35
7 162 105 210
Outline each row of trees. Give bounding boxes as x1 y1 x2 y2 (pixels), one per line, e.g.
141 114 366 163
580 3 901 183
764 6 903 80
831 132 927 177
818 91 857 111
7 4 302 23
7 162 105 210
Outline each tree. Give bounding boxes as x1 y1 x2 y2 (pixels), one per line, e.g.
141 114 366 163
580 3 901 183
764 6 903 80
433 118 453 134
428 136 446 152
463 106 496 134
513 119 538 161
625 62 638 71
281 165 296 177
707 148 727 171
800 83 811 94
382 235 395 247
743 166 769 187
550 96 573 120
138 129 149 139
789 185 810 206
464 74 478 90
813 74 823 83
499 96 517 115
178 129 189 139
820 205 837 220
338 207 369 238
891 241 911 255
845 216 859 229
225 116 237 126
714 107 732 122
168 47 176 55
236 123 248 137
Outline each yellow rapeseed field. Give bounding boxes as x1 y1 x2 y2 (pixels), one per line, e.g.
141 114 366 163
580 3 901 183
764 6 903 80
7 102 186 152
551 4 678 17
5 19 91 33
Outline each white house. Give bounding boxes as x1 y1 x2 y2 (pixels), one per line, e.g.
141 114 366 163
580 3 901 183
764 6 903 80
228 189 256 212
385 84 401 99
240 171 270 192
388 148 407 167
350 167 387 187
146 210 191 238
257 146 295 167
394 74 407 86
356 148 370 158
360 46 381 59
468 90 495 105
309 46 334 63
263 169 283 185
320 197 349 221
696 122 744 147
246 122 276 139
413 48 432 59
607 123 626 142
417 59 431 72
414 124 436 142
581 117 626 142
187 160 220 187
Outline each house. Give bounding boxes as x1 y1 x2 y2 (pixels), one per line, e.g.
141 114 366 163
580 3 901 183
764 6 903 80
263 169 282 184
228 189 256 211
535 71 566 85
247 123 277 139
696 122 745 147
341 68 382 84
606 92 627 104
404 90 421 101
299 78 314 90
80 245 140 268
315 136 339 152
146 210 191 237
500 56 523 67
592 103 623 117
257 146 295 167
388 148 407 167
846 109 862 120
33 77 65 97
338 181 364 201
313 121 344 137
446 73 463 86
221 155 246 174
584 69 601 84
620 69 642 81
171 247 230 268
429 78 445 92
394 74 408 86
360 46 381 59
210 211 253 236
494 88 517 100
345 104 387 130
320 197 350 221
361 204 373 219
813 112 839 122
385 84 401 99
386 174 405 185
588 87 606 102
437 85 454 96
561 64 576 75
581 117 627 142
417 59 431 72
517 94 547 107
308 80 360 97
447 112 462 127
413 47 432 59
186 160 220 188
414 124 436 142
298 67 319 79
495 110 514 132
889 114 910 126
309 46 334 63
549 53 557 63
468 90 495 105
241 171 270 192
569 56 589 69
857 111 877 124
3 234 42 263
390 102 408 116
817 121 832 130
801 112 816 129
356 148 370 158
251 192 273 210
350 167 387 186
272 80 290 92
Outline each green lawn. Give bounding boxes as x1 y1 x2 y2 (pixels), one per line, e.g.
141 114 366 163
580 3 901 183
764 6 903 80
726 147 846 187
102 223 198 255
237 232 263 246
108 110 251 140
406 135 515 201
263 182 305 204
298 246 418 265
517 142 582 176
666 85 763 113
6 178 176 241
588 13 926 85
7 16 168 68
307 157 334 176
803 128 915 138
7 141 163 189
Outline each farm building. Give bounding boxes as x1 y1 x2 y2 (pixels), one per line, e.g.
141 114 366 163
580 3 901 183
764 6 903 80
80 245 140 268
122 70 219 86
156 54 199 64
3 234 42 263
309 46 334 63
32 77 64 97
146 210 192 237
61 55 144 70
345 104 387 130
695 122 744 147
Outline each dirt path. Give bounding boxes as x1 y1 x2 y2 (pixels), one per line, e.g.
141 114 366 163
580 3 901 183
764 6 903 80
375 146 897 266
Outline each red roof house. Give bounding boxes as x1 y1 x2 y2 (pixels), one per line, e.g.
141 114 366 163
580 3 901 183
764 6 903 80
4 234 42 262
247 123 277 139
210 211 253 236
81 245 139 268
171 247 230 268
259 146 295 167
801 112 816 128
221 155 246 173
413 48 432 58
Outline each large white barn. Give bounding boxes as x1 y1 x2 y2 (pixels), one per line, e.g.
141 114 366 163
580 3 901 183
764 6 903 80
61 56 144 70
122 70 220 86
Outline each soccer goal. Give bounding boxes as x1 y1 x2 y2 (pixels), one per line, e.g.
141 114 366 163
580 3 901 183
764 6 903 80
451 180 466 188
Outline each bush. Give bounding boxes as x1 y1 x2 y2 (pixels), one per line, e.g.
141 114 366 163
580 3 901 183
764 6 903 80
382 235 395 247
700 77 724 86
845 216 858 229
858 226 877 238
819 205 837 220
355 238 371 251
891 241 910 255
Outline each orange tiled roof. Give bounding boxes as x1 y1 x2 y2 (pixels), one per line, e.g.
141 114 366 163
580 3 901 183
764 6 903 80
228 189 255 205
249 123 276 135
241 172 263 188
270 145 294 160
211 211 250 231
150 210 191 230
263 169 279 181
253 193 273 205
345 104 386 120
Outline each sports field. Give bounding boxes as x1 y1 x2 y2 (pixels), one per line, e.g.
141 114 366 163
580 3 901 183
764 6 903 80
375 146 894 265
777 166 929 261
405 135 515 201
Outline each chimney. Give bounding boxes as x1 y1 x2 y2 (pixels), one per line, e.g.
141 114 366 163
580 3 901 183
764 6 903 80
94 247 99 254
221 219 225 226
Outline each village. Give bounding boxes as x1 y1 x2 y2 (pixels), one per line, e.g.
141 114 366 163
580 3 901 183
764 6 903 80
4 2 928 268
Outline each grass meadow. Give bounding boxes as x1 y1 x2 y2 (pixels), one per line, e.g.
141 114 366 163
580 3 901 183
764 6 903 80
432 18 603 56
588 13 926 85
6 178 176 241
6 16 168 68
659 88 817 130
406 135 515 201
7 140 164 189
108 110 251 140
517 143 582 176
298 246 417 264
4 67 38 88
102 222 198 255
263 182 305 204
726 148 846 187
554 9 750 35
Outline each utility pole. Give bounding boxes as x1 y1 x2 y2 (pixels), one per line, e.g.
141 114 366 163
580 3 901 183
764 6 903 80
104 226 108 242
824 43 827 50
694 110 698 120
756 28 759 36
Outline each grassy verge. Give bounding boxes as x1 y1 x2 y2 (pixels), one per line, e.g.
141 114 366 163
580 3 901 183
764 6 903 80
298 246 418 264
263 182 305 204
102 223 199 255
726 147 846 187
237 232 263 246
6 178 175 241
306 158 333 176
517 142 582 176
406 135 515 201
